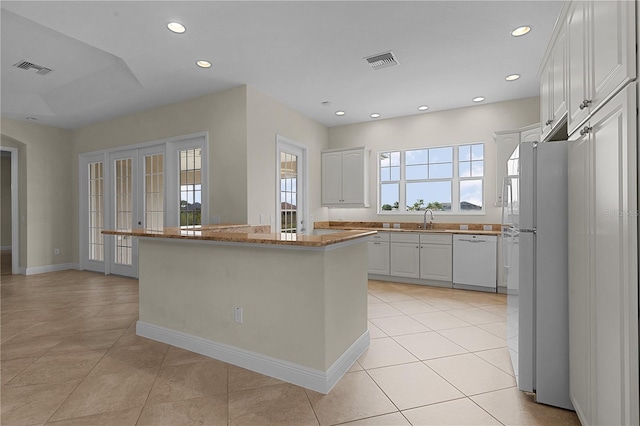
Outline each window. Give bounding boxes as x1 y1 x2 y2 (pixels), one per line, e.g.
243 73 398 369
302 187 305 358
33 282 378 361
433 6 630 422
179 148 202 227
379 143 484 213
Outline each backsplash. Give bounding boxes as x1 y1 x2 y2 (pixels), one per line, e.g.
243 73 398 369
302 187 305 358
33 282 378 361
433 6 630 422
314 221 501 232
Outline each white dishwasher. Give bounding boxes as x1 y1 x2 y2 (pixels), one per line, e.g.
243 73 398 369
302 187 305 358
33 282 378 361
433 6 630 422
452 234 497 292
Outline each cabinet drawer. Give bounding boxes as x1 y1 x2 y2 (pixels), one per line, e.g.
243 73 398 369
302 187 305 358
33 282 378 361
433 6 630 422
390 233 420 244
369 232 390 242
420 234 452 245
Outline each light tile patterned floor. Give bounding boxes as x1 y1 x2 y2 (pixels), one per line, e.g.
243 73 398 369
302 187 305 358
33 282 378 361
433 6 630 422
1 271 581 425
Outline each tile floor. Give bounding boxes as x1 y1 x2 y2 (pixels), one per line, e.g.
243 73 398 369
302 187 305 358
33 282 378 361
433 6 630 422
1 271 581 425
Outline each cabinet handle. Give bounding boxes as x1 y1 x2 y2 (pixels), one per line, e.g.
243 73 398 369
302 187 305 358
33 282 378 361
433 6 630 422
416 246 419 249
545 119 553 126
373 242 381 245
579 126 592 136
579 99 592 110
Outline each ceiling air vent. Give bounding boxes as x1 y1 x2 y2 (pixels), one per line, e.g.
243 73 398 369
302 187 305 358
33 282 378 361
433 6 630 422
364 51 398 70
13 60 53 75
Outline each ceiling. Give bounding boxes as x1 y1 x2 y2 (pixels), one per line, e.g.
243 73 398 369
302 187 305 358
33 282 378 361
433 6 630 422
1 1 563 130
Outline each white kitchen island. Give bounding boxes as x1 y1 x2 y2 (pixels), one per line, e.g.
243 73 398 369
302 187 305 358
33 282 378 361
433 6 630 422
103 226 374 393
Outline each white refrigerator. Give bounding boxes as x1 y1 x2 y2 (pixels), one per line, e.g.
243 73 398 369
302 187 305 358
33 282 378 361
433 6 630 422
502 140 573 410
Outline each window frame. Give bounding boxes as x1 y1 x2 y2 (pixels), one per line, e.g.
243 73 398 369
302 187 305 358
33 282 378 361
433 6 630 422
377 142 485 215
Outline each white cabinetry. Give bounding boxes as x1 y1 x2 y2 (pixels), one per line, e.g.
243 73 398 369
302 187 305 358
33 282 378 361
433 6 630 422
419 234 452 282
386 232 453 284
540 25 567 140
568 84 638 425
368 233 390 275
566 0 636 135
321 147 370 207
390 233 420 278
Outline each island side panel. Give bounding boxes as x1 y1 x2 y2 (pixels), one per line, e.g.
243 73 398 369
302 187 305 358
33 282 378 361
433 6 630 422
138 238 327 370
323 241 369 368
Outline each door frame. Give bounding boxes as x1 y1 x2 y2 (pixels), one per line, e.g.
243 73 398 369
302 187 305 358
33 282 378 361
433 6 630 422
1 147 19 274
275 135 308 234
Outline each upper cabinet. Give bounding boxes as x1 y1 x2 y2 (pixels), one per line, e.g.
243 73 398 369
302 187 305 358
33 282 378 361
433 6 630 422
321 147 370 207
566 0 637 136
540 25 567 140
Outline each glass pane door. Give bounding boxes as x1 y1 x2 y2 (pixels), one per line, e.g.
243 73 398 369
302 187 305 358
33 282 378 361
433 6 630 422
109 150 138 277
141 147 165 231
280 151 298 233
277 138 306 235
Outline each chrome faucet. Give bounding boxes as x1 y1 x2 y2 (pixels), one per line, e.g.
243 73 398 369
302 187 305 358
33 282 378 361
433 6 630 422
423 209 434 230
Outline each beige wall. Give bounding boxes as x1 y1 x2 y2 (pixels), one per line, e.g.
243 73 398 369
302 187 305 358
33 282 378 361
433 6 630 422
245 86 330 228
0 122 73 269
327 97 540 224
1 155 11 248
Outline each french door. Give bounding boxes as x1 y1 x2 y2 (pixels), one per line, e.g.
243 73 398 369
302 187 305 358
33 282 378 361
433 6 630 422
109 146 165 277
81 146 164 278
277 136 307 234
81 134 205 277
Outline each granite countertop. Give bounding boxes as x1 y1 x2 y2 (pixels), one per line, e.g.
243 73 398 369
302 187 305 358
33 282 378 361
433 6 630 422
102 224 376 247
314 221 502 236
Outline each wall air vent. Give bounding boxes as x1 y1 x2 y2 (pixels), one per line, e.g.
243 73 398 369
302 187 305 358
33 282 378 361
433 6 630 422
13 60 53 75
364 51 398 70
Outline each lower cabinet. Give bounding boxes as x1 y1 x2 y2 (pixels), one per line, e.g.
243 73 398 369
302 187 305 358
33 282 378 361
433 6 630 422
368 241 390 275
372 232 453 284
390 243 420 278
419 234 453 281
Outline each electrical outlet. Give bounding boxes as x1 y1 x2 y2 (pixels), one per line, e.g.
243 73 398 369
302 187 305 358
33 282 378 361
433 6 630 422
393 223 401 229
210 215 221 224
260 214 267 224
234 307 243 324
483 225 492 231
460 224 469 230
54 248 60 255
382 223 390 228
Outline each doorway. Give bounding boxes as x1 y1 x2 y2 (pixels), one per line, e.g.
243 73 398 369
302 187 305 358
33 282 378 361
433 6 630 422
0 147 18 275
276 136 308 234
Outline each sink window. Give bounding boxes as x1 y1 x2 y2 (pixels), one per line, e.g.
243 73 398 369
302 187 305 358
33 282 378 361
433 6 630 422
379 143 484 214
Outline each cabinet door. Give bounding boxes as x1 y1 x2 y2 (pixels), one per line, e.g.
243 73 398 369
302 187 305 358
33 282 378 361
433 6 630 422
368 242 390 275
540 59 552 138
589 85 638 426
567 129 591 422
390 242 420 278
321 152 343 204
567 0 589 133
550 26 567 126
341 149 365 204
588 0 636 119
419 244 452 282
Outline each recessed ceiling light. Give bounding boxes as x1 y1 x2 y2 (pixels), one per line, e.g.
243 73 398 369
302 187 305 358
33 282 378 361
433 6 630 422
511 26 531 37
417 105 429 111
473 96 485 102
370 113 381 118
505 74 521 81
335 111 346 116
167 22 186 34
196 60 212 68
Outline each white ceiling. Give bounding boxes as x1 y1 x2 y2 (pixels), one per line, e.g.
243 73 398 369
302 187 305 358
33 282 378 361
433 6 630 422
1 1 563 130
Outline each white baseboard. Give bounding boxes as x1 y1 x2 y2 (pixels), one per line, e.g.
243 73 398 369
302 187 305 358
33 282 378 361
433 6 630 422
137 321 369 394
25 263 80 275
